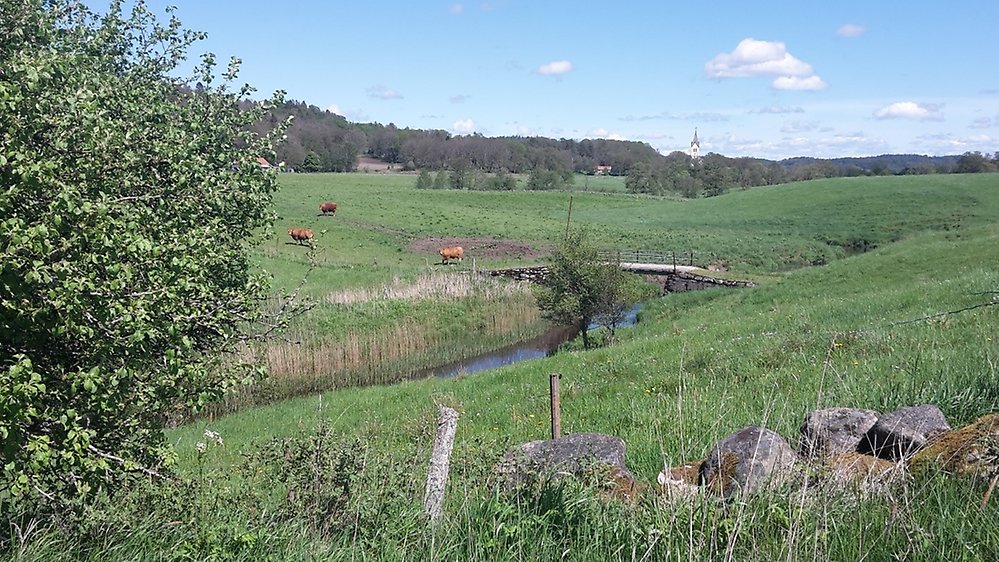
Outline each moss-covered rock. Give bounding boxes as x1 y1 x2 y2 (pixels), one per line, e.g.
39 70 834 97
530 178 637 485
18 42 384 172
910 413 999 479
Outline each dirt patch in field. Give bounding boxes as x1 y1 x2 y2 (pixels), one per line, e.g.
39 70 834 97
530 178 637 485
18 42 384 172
356 156 399 172
407 237 549 261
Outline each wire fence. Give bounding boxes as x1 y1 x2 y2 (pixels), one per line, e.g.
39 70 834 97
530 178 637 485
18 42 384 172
597 249 696 267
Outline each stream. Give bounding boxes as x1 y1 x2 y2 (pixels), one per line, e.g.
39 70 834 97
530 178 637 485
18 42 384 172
418 304 643 379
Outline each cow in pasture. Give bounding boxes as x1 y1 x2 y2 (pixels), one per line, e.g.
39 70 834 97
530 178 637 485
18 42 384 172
319 201 338 216
288 228 314 245
438 246 463 264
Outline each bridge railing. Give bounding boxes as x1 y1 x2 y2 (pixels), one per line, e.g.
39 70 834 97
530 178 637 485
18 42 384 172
597 249 696 267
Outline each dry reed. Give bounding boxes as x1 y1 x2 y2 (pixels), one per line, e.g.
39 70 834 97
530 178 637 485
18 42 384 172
212 273 546 414
324 271 526 305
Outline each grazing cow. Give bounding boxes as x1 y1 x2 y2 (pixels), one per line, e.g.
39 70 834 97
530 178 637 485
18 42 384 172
319 201 338 216
288 228 314 245
438 246 463 264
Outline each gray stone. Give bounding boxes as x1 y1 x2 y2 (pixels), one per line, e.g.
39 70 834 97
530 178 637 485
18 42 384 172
860 404 951 460
495 432 634 494
699 426 800 498
799 407 880 459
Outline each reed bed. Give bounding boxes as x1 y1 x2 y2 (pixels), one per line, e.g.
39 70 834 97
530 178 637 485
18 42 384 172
323 270 523 305
210 274 548 415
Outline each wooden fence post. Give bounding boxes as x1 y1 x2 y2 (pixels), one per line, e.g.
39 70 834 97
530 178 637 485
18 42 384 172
550 373 561 440
423 405 459 524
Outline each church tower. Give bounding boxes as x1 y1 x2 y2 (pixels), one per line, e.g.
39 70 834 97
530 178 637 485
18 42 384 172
689 128 701 160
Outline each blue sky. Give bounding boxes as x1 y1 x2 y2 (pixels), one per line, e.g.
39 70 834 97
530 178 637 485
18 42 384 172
100 1 998 160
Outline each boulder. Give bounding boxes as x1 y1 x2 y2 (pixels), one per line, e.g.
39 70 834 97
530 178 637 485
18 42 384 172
494 432 636 500
860 404 951 460
910 412 999 479
799 407 880 459
699 426 800 498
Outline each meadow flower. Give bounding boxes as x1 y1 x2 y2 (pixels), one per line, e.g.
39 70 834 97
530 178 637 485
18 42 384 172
203 429 224 446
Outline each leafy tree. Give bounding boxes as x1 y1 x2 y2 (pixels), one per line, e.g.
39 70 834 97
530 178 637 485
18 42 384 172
534 229 639 349
625 161 657 194
448 159 473 189
591 267 655 343
432 170 448 189
527 169 568 191
955 151 995 174
1 0 288 515
302 151 323 172
484 170 517 191
415 169 433 189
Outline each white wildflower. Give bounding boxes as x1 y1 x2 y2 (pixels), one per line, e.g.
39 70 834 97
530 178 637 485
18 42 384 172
203 428 224 446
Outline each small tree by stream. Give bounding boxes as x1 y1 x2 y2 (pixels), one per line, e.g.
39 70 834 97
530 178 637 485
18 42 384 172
533 229 647 348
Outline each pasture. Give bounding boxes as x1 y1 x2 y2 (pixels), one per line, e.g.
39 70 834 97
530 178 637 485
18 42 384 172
18 173 998 561
237 172 999 411
262 172 999 293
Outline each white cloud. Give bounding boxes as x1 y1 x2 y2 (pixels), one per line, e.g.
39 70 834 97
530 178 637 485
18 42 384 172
837 24 865 38
969 116 998 129
772 75 828 91
452 119 476 133
781 120 819 133
450 3 464 14
751 106 804 114
914 132 996 153
326 104 342 115
874 101 943 120
515 126 535 136
587 128 625 140
449 94 470 104
537 60 573 75
705 39 813 78
366 85 403 100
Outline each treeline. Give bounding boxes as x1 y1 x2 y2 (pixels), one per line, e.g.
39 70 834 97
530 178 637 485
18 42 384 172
258 100 996 198
259 100 703 176
258 101 663 175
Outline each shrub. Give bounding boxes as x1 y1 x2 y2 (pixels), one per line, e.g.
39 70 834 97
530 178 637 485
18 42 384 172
0 0 287 516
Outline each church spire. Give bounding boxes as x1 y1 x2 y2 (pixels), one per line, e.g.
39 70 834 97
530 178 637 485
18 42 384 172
690 128 701 160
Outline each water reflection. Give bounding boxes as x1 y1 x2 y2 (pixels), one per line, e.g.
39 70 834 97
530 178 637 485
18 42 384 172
420 304 643 379
417 325 577 379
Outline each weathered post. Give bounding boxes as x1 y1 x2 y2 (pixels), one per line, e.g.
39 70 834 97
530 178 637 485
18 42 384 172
423 405 459 524
564 196 574 240
550 373 561 440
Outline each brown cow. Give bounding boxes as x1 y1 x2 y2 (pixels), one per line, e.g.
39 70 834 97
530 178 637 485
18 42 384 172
287 228 314 245
438 246 463 264
319 201 338 216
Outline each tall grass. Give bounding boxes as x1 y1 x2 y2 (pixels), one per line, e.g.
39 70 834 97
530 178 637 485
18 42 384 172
9 174 999 561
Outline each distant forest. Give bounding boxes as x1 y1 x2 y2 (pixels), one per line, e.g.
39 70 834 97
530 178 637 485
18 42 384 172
255 100 997 198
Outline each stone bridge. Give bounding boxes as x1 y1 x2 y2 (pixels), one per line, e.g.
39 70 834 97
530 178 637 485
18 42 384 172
487 263 755 293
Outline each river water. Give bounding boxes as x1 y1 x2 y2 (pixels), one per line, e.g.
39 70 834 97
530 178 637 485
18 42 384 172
418 304 643 379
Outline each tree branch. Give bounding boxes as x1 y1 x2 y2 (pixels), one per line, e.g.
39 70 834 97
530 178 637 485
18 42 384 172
87 446 174 482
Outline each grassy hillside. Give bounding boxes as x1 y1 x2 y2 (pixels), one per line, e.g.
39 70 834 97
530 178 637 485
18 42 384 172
14 174 999 561
263 172 999 294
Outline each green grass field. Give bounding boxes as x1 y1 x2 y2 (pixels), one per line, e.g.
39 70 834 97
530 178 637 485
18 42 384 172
263 172 999 294
14 173 999 561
